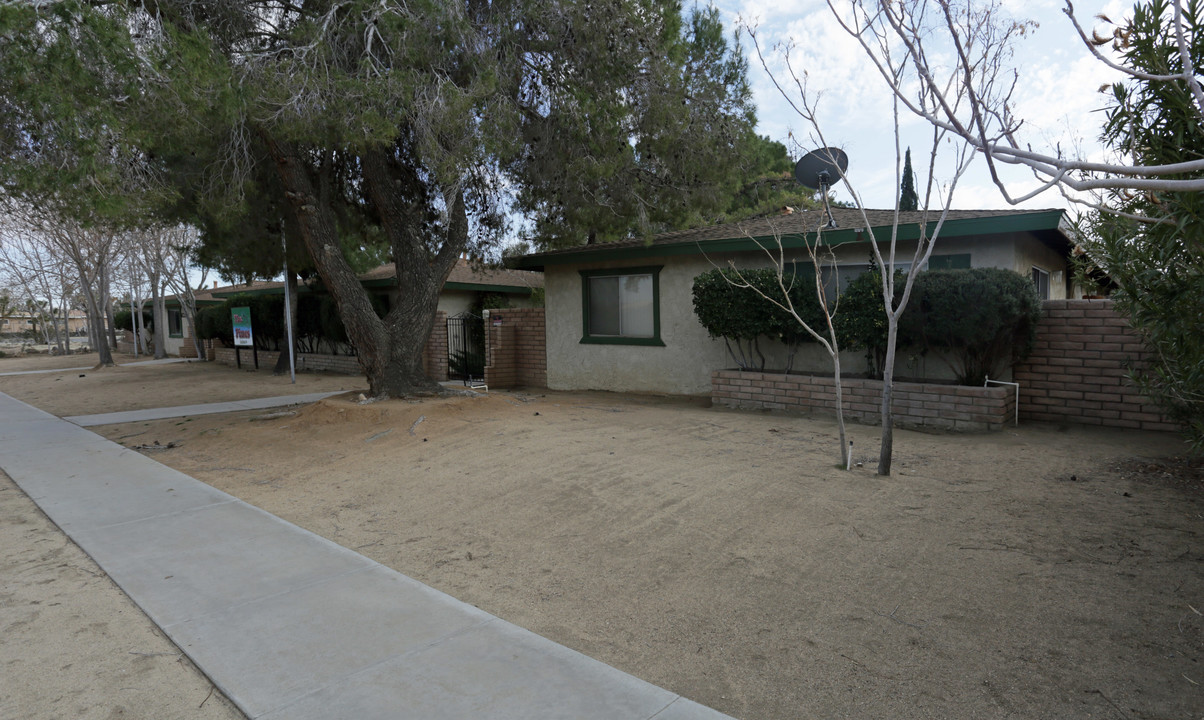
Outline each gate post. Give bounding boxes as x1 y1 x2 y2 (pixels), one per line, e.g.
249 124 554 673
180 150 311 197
424 311 448 382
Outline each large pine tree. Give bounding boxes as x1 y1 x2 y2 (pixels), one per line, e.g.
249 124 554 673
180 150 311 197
1 1 761 397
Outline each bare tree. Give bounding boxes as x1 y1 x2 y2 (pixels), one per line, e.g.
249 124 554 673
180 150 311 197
832 0 1204 205
745 7 979 476
3 203 123 366
716 221 854 468
127 226 194 359
0 225 82 354
159 225 209 361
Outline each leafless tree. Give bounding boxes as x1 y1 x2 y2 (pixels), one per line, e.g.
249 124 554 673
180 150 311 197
718 221 854 468
0 232 78 353
3 202 123 365
831 0 1204 207
745 10 978 476
158 225 208 361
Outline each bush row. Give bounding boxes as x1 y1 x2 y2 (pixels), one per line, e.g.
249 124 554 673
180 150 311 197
195 292 388 354
692 266 1041 385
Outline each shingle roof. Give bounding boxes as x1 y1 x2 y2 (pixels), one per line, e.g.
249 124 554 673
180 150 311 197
520 207 1065 265
186 259 542 303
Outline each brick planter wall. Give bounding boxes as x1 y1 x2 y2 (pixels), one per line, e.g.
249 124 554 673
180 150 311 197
212 347 363 374
484 308 546 389
712 371 1015 432
1013 300 1177 432
208 311 450 381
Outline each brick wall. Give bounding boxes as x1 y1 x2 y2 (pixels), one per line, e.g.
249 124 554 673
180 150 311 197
213 346 363 374
209 312 449 380
484 308 546 389
1013 299 1176 432
713 370 1014 432
425 311 448 382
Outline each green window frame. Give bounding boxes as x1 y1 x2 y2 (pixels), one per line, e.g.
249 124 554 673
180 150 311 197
579 266 664 346
167 308 183 338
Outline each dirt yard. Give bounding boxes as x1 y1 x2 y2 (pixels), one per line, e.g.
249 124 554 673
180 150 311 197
2 355 1202 719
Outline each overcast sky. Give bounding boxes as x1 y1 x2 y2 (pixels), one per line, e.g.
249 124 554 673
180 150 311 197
708 0 1130 212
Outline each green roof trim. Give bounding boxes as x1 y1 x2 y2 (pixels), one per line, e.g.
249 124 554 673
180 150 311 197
443 281 534 295
512 210 1068 270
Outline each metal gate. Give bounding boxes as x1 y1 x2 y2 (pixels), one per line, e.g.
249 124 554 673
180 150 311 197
447 312 486 383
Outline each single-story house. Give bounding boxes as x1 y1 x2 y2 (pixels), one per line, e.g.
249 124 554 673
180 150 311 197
511 207 1075 396
0 309 88 335
162 259 543 357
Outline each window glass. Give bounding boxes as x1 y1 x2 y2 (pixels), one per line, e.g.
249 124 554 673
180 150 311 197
619 274 654 337
589 273 653 337
1031 267 1050 300
588 276 621 335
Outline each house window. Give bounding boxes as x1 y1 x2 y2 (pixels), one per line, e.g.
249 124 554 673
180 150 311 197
928 253 971 270
579 267 664 346
1031 267 1050 300
168 308 183 338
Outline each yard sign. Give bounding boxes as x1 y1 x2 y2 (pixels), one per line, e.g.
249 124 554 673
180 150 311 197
231 306 254 347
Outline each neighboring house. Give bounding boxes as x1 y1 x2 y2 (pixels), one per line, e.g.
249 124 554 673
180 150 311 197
162 259 544 357
0 311 36 334
511 207 1075 396
0 310 87 335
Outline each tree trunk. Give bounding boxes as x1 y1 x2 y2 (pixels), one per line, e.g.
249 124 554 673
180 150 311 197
151 284 167 359
102 266 118 353
273 270 298 375
832 351 850 469
134 298 146 356
878 318 899 476
82 288 114 366
264 138 458 397
62 299 71 355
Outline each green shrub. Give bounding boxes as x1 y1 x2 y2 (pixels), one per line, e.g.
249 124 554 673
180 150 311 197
692 267 825 371
113 308 153 332
195 305 233 344
899 268 1042 385
834 267 907 379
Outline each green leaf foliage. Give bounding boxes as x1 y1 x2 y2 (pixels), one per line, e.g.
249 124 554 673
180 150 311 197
1082 0 1204 449
692 266 825 370
898 148 918 213
113 309 154 332
835 266 907 379
898 269 1042 386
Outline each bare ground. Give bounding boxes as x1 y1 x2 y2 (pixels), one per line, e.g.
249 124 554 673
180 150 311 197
2 355 1202 719
0 469 246 720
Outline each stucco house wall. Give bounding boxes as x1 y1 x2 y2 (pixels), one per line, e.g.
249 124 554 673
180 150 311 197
525 208 1073 396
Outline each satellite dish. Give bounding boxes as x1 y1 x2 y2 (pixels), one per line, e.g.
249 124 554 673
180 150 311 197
794 147 849 190
794 147 849 229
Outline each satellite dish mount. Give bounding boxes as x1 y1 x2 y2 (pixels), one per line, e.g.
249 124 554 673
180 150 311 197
793 147 849 229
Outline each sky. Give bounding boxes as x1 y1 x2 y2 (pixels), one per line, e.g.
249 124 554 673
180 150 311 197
707 0 1131 213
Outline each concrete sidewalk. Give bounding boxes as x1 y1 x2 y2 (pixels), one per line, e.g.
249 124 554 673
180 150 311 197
65 392 347 426
0 391 732 720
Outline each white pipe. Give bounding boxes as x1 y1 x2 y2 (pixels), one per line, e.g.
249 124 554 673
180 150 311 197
846 440 853 471
985 376 1020 427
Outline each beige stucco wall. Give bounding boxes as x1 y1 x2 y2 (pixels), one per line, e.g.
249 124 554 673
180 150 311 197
544 231 1065 395
1014 235 1069 299
436 290 476 317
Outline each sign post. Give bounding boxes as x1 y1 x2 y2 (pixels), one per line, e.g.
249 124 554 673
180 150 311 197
231 306 257 369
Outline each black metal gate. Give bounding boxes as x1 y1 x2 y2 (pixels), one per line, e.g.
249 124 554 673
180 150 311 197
447 312 486 383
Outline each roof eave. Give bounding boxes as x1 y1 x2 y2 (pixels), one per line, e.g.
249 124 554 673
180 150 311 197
512 210 1069 270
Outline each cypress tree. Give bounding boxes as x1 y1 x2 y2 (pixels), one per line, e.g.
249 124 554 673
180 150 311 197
899 148 919 211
